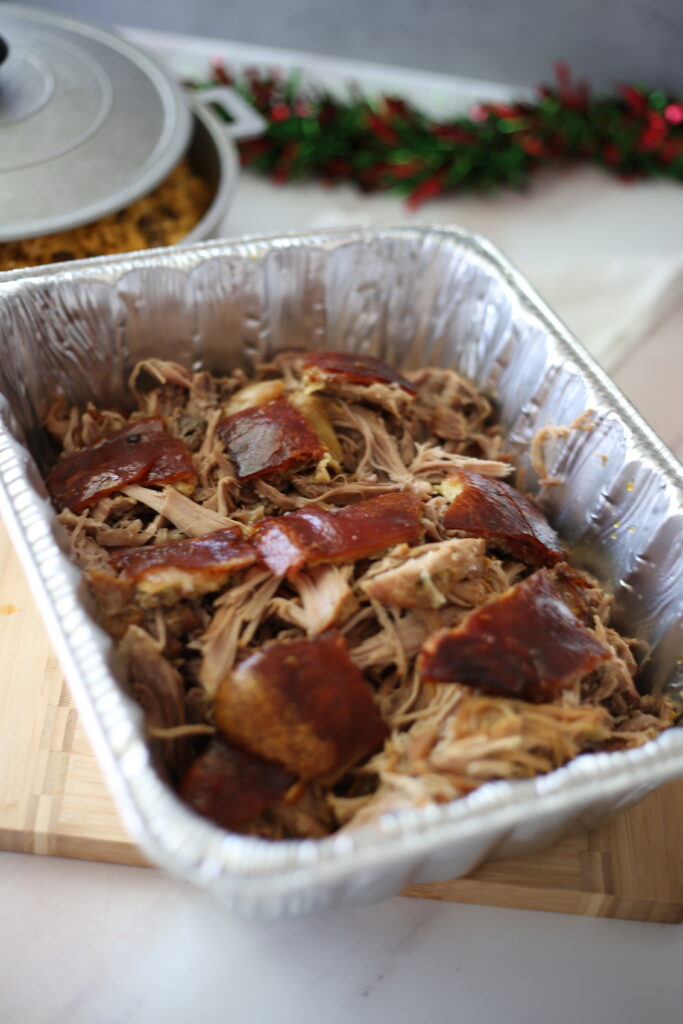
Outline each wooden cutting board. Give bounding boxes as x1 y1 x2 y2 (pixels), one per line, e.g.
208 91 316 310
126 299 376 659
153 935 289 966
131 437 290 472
2 518 682 922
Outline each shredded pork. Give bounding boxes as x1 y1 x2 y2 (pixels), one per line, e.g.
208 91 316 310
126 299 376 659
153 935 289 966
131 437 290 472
44 354 678 839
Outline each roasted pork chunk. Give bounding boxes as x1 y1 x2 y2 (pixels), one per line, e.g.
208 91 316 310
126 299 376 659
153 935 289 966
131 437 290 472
214 632 389 781
46 416 196 511
442 469 565 566
217 397 326 481
254 492 424 577
110 526 257 600
302 349 417 395
179 738 296 831
419 569 612 701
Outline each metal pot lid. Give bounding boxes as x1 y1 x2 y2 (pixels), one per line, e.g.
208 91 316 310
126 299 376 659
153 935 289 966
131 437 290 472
0 6 192 242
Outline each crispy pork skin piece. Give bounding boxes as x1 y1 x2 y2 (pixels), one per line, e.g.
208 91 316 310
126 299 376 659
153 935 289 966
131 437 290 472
254 491 424 578
179 739 296 831
419 569 612 702
442 469 565 566
110 527 257 600
302 350 417 396
46 416 197 511
214 632 389 781
216 397 326 481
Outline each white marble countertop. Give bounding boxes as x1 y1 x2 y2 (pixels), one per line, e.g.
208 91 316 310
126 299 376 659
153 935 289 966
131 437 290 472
3 850 683 1024
3 31 683 1023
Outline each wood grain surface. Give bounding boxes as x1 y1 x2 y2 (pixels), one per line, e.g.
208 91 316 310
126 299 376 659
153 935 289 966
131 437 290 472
1 518 682 921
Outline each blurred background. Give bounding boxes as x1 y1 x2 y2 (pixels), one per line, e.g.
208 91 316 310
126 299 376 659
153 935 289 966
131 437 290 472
9 0 683 90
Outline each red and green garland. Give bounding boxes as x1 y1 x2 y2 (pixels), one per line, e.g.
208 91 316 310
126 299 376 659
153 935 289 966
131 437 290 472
191 63 683 208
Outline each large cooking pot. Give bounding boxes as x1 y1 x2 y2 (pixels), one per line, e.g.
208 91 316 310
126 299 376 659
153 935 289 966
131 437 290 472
0 5 264 252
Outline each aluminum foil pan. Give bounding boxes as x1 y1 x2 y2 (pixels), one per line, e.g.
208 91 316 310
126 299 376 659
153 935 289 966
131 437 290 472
1 226 682 918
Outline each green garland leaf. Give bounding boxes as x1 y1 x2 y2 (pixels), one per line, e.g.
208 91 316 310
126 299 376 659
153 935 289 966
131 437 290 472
188 63 683 206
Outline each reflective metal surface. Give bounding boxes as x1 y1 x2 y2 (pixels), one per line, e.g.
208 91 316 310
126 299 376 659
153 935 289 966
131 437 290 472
0 226 682 917
0 5 191 240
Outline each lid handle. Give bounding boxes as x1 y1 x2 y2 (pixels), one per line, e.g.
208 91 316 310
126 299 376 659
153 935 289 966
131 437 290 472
0 37 8 67
193 86 266 141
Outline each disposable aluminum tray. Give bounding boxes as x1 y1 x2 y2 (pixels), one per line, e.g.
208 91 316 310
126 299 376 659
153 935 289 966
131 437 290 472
1 226 682 918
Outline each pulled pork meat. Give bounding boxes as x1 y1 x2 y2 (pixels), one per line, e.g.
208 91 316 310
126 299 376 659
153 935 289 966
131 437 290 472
45 353 678 838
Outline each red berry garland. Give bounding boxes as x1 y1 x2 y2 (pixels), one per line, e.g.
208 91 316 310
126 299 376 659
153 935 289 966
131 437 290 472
190 62 683 207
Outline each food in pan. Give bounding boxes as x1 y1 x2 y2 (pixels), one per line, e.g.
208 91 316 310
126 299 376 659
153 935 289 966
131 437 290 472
0 160 211 272
43 352 677 838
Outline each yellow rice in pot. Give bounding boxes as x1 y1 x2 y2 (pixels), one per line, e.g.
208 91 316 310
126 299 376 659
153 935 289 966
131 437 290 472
0 160 212 272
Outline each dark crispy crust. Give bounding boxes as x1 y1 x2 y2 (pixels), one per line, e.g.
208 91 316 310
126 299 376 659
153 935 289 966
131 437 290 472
46 417 196 511
213 632 389 781
111 527 256 584
302 350 417 395
217 397 325 480
443 469 565 566
419 569 612 701
179 739 296 830
254 492 424 578
111 494 422 586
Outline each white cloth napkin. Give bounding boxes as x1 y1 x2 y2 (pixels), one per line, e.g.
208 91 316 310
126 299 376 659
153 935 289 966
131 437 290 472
522 258 683 370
